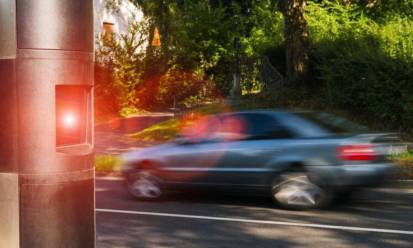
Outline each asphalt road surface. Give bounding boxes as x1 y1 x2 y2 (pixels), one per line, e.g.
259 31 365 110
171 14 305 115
96 177 413 248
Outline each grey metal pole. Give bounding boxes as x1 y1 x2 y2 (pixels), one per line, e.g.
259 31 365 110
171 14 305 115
0 1 95 247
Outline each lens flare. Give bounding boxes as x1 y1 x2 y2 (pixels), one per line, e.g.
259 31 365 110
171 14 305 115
61 112 77 128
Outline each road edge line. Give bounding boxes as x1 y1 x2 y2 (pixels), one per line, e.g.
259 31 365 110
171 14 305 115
96 208 413 235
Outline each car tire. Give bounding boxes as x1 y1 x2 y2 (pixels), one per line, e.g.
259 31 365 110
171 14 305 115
271 171 331 210
127 170 164 200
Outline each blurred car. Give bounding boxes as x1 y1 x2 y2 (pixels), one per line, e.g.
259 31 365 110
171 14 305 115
121 110 396 209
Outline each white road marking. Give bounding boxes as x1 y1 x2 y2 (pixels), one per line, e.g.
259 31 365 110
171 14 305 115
96 208 413 235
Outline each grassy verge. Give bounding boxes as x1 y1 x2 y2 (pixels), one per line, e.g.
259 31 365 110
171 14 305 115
95 155 122 174
130 102 229 142
392 150 413 180
130 118 181 142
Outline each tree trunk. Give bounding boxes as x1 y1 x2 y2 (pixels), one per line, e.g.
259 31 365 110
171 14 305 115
280 0 310 85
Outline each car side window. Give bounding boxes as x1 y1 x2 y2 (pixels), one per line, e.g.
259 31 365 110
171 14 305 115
213 114 249 141
217 113 293 141
179 115 222 144
241 113 293 139
181 113 293 143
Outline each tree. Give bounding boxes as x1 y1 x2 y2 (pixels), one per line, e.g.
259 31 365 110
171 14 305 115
279 0 310 85
131 0 244 94
95 17 149 111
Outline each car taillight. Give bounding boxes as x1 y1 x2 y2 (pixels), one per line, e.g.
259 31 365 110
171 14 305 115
338 144 377 161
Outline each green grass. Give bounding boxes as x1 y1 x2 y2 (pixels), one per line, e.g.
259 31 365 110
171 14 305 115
130 118 182 142
392 150 413 163
130 102 229 142
391 150 413 179
95 155 122 173
119 106 149 117
193 102 230 114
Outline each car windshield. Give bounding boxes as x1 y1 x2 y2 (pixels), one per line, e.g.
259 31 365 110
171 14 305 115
295 112 369 135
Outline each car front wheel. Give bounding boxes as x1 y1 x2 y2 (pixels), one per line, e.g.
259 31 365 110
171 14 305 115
127 170 163 200
271 172 331 210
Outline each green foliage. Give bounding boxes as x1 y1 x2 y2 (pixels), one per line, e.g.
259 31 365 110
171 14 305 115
303 1 413 133
392 149 413 179
119 106 148 117
95 0 413 137
95 17 149 111
165 1 242 95
156 68 217 108
244 1 284 55
172 1 235 67
94 63 120 120
95 155 122 173
134 0 281 97
393 149 413 163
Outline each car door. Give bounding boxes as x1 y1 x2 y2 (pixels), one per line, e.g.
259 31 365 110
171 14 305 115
205 113 294 187
161 112 294 188
159 115 229 186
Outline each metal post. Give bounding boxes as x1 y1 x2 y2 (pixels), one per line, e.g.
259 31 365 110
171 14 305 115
0 1 95 247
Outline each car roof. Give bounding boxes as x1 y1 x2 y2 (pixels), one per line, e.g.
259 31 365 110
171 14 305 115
216 109 332 137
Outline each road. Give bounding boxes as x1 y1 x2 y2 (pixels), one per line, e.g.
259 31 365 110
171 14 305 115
96 177 413 248
95 114 413 247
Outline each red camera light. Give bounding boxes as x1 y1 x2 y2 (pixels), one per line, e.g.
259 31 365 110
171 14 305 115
56 85 90 147
61 111 77 128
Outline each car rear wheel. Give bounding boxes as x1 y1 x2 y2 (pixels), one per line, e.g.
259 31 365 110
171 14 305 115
127 170 163 200
271 172 331 210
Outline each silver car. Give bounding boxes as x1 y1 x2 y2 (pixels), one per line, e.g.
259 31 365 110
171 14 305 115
121 110 395 209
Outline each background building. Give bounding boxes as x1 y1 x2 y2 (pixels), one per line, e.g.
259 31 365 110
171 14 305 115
94 0 145 38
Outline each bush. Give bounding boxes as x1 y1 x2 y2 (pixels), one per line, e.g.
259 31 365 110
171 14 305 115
95 17 149 114
305 2 413 134
94 63 120 121
156 69 218 109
